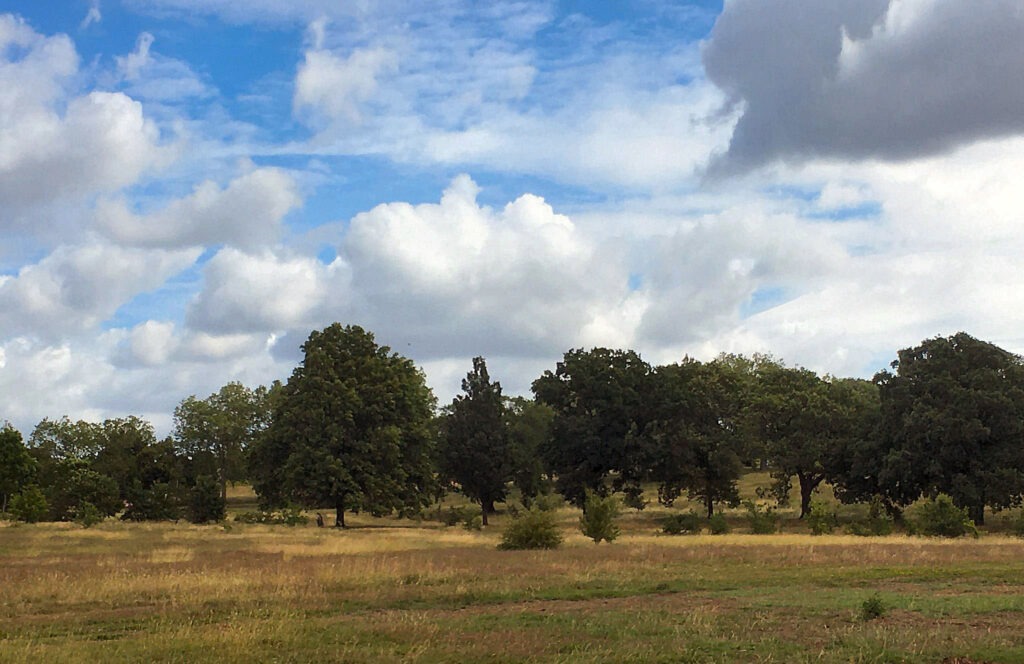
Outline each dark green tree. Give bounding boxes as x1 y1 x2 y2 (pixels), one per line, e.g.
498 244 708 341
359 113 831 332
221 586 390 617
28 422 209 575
438 357 510 525
873 332 1024 524
251 324 437 527
648 359 744 518
188 474 226 523
0 423 36 514
504 396 554 507
532 348 655 507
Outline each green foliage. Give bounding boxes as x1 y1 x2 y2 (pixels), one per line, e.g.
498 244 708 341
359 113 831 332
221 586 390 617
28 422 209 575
873 333 1024 525
74 501 104 528
498 508 562 550
438 505 473 527
505 397 554 507
122 482 183 521
533 347 654 508
174 382 271 501
580 491 620 543
438 357 510 526
187 475 225 523
234 506 308 526
662 511 703 535
708 512 731 534
533 493 565 512
462 514 483 531
648 359 744 519
909 494 978 538
9 486 48 523
45 463 122 521
251 324 437 527
845 496 894 536
744 501 778 534
806 500 838 535
0 424 35 514
859 593 886 621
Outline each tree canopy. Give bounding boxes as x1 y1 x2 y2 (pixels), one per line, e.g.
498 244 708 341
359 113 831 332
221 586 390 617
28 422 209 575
251 324 437 527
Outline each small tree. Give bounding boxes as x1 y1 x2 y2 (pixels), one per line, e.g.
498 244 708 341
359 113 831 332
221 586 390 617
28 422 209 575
0 424 35 514
188 475 226 523
9 486 48 523
580 491 620 543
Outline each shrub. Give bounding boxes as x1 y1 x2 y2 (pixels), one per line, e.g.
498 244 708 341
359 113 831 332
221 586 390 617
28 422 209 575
845 496 894 536
9 486 48 523
1012 511 1024 538
533 493 565 512
910 494 978 538
580 491 620 543
187 475 225 523
463 514 483 531
744 501 778 534
807 500 838 535
438 505 473 527
234 506 308 526
708 513 731 534
662 512 703 535
498 508 562 550
74 501 104 528
123 483 182 522
859 593 886 621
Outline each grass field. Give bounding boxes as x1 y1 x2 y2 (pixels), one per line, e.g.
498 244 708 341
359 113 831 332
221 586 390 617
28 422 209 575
2 481 1023 663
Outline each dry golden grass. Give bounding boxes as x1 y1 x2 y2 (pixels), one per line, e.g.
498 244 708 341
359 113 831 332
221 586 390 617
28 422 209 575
1 485 1023 662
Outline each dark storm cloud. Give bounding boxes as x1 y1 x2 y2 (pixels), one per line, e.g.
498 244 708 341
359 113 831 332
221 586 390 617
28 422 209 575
703 0 1024 173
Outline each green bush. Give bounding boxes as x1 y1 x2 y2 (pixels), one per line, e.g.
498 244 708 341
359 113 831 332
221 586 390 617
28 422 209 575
123 482 182 522
463 514 483 531
845 496 894 536
580 491 620 543
662 512 703 535
909 494 978 538
859 593 886 621
806 500 838 535
744 501 778 534
9 486 48 523
498 508 562 550
438 505 473 527
708 513 731 534
74 501 104 528
1011 511 1024 538
187 475 225 523
234 506 308 526
533 493 565 512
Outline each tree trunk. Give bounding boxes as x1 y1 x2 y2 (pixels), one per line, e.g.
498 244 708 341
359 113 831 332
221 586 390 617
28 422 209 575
970 502 985 526
706 494 714 519
335 496 346 528
797 473 822 519
481 503 489 526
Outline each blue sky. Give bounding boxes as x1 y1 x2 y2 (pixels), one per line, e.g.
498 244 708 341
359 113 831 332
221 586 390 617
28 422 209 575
3 0 1024 434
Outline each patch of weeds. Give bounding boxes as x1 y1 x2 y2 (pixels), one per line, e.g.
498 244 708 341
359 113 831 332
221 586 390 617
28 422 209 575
859 593 886 621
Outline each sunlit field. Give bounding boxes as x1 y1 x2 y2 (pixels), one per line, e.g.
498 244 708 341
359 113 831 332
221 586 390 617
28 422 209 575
2 481 1024 663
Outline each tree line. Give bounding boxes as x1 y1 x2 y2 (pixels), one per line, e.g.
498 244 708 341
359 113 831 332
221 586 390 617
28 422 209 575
3 326 1023 528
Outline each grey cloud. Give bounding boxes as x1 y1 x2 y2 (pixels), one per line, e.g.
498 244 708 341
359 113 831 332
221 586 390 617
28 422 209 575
704 0 1024 172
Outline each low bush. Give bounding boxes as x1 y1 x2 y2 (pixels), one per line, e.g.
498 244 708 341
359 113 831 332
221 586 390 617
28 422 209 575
806 500 838 535
580 491 620 543
909 494 977 538
462 514 483 531
498 508 562 550
234 506 308 526
74 501 104 528
744 501 778 534
438 505 473 527
533 493 565 512
662 512 703 535
845 496 894 536
708 512 731 534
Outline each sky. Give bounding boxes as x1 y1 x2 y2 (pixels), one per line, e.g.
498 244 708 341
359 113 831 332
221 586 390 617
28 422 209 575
3 0 1024 436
